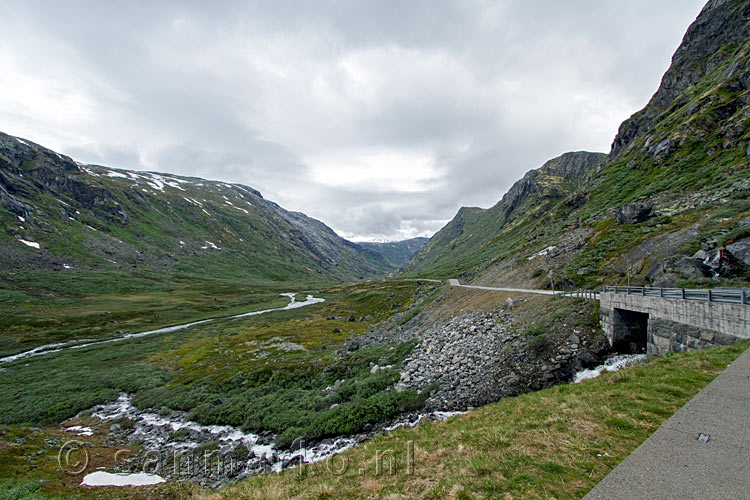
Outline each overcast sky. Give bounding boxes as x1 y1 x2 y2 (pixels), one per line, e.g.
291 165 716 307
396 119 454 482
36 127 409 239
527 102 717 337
1 1 707 241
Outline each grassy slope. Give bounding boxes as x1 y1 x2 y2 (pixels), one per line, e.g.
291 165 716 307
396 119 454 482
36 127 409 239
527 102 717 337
204 342 748 500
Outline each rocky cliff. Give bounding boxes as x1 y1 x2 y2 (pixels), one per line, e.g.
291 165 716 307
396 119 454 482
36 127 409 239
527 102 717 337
406 0 750 289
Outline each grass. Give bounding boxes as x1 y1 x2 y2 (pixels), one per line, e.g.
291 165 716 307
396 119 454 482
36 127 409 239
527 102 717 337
200 342 748 500
0 280 438 441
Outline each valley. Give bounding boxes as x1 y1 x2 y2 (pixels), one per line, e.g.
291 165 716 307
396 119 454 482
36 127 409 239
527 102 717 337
1 0 750 499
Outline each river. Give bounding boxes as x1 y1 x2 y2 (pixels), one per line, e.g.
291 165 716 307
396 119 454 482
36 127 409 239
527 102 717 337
0 293 325 365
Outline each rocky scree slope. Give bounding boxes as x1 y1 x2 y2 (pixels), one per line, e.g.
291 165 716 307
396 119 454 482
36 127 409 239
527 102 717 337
405 0 750 289
346 294 609 412
0 132 390 282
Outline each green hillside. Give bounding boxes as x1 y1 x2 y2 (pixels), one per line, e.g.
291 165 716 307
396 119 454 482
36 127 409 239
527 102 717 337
406 0 750 290
0 132 390 284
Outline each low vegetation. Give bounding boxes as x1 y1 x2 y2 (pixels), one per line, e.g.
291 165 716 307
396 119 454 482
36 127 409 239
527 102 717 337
0 280 437 442
201 342 748 500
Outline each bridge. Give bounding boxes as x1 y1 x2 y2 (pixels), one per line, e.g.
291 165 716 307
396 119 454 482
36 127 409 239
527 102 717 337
597 286 749 355
449 280 750 356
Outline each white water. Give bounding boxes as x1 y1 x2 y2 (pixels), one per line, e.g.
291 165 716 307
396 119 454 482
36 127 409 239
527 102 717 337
574 354 647 383
92 394 358 474
384 411 466 432
89 393 466 480
0 293 325 365
81 471 165 487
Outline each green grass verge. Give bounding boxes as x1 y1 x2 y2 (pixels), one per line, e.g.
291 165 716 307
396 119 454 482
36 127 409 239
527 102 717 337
202 342 748 500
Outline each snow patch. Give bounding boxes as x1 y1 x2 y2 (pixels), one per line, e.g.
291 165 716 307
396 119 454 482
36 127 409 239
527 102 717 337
183 197 202 207
65 425 93 437
18 239 40 249
17 215 25 222
63 264 72 269
105 170 129 179
81 471 165 487
15 137 28 146
200 241 220 250
527 246 557 261
80 166 100 177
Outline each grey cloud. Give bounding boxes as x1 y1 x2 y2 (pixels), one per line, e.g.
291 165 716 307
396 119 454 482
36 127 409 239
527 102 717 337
0 0 708 240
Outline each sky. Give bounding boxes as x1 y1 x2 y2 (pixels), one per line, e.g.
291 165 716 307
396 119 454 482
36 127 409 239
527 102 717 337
0 1 707 241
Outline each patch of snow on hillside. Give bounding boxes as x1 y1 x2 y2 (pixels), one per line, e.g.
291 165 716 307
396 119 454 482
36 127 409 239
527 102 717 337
17 216 25 222
18 239 40 249
202 208 211 216
527 245 557 261
81 471 165 487
15 137 28 146
147 177 165 191
80 166 100 177
105 170 129 179
65 425 93 437
200 241 221 250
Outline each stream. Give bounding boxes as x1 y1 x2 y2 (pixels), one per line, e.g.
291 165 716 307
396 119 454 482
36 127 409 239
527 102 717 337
573 353 648 383
74 393 464 487
1 293 324 365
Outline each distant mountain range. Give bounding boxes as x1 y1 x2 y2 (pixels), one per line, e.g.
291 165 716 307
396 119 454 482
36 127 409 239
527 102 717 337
405 0 750 288
0 132 394 282
359 237 429 268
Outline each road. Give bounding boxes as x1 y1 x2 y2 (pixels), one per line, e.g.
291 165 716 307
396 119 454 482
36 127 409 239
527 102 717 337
583 345 750 499
447 278 557 295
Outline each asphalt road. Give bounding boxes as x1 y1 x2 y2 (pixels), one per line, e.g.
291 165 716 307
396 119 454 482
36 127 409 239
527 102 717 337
448 278 557 295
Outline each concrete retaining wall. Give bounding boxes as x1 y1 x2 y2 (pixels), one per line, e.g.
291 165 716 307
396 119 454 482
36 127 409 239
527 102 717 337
600 293 750 355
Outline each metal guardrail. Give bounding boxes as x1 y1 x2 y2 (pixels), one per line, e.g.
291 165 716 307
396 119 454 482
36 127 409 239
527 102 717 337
558 289 600 299
559 286 749 305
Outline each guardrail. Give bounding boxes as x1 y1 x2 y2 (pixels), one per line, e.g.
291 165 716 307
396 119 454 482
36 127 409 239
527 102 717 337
558 289 600 299
559 286 749 305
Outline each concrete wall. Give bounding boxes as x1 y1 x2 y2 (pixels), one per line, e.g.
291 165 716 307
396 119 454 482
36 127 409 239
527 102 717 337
600 293 750 355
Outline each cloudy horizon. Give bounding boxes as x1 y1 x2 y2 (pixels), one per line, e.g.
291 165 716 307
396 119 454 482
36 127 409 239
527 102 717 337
1 1 707 241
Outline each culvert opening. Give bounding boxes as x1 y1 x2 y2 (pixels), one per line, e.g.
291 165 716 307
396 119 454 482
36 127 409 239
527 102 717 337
611 308 648 354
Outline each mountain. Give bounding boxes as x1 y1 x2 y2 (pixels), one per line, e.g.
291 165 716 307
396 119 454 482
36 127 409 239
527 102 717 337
406 0 750 288
358 237 429 269
405 151 606 277
0 132 390 283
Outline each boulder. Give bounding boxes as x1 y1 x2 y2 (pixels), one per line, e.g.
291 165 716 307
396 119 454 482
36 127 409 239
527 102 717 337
673 257 712 279
726 236 750 266
616 202 654 225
